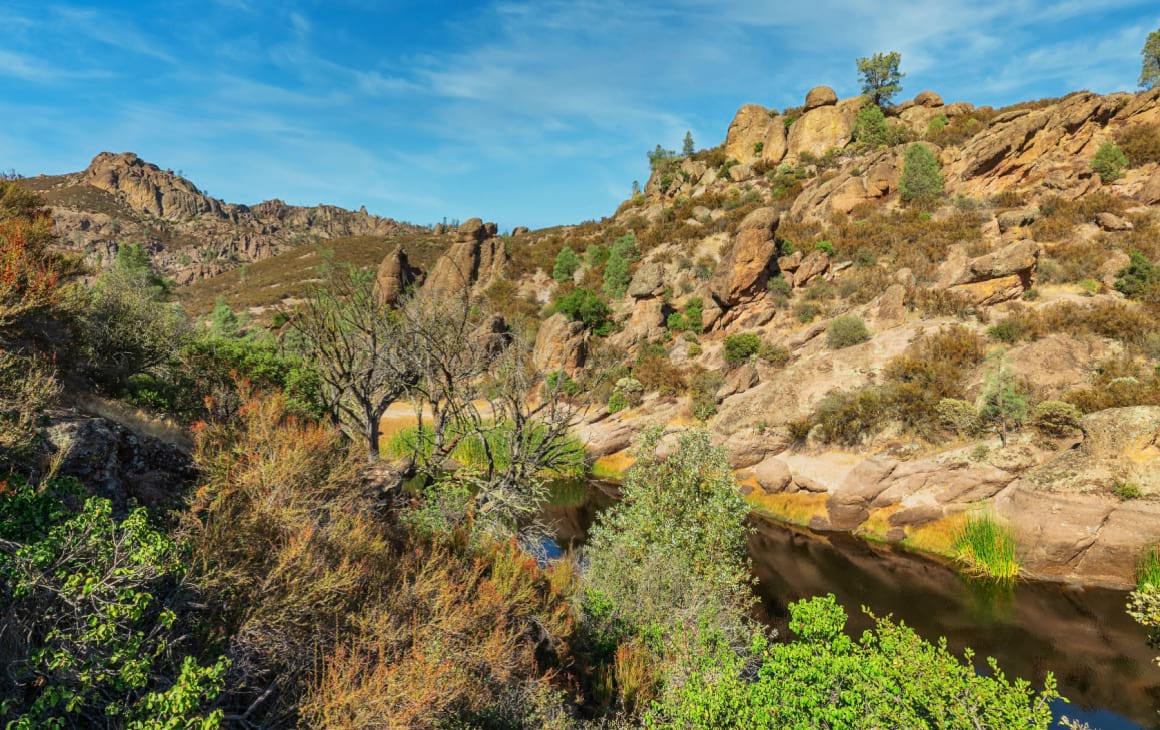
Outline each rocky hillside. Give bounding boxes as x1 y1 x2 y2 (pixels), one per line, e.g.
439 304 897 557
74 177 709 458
366 84 1159 588
20 151 425 284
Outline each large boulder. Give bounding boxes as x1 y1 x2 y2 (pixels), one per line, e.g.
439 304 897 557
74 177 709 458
710 213 780 307
803 85 838 111
724 105 788 164
936 239 1040 304
532 313 587 375
786 96 864 161
792 249 831 288
628 261 665 299
424 223 508 296
375 246 420 305
913 90 944 108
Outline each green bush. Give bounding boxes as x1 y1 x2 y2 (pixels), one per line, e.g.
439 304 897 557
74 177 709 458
813 387 887 444
614 376 645 406
1115 480 1144 501
826 315 871 349
1091 141 1129 183
899 143 944 203
1115 250 1157 299
1030 400 1082 437
688 368 725 421
722 333 763 366
854 103 889 147
607 391 629 414
553 288 612 334
603 250 631 299
551 246 581 282
648 594 1060 729
925 114 948 136
610 233 641 262
794 302 821 323
936 398 981 435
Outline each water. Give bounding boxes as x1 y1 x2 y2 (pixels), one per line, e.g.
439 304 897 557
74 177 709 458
539 479 1160 729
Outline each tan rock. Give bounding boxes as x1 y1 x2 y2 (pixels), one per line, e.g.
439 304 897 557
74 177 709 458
737 206 781 233
532 313 587 375
710 227 777 307
375 246 419 305
1095 211 1133 231
792 249 830 287
627 262 665 299
914 90 944 108
937 239 1039 303
753 457 792 493
786 96 862 161
804 85 838 111
725 104 783 163
1098 250 1132 289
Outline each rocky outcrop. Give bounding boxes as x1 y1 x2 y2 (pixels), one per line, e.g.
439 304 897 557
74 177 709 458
786 96 864 162
709 208 780 307
533 313 587 374
375 246 421 305
803 85 838 111
724 105 787 164
424 218 507 296
790 150 900 220
84 152 221 219
935 239 1039 305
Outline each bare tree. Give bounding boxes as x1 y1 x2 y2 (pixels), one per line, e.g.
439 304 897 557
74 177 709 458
287 264 418 462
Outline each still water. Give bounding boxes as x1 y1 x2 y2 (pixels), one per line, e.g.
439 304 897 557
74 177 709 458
539 480 1160 729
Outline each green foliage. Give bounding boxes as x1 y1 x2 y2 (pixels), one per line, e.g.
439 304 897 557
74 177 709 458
976 352 1028 444
722 333 762 366
0 485 226 728
1115 480 1144 501
112 243 174 300
936 398 981 435
585 243 609 268
607 391 629 414
856 51 905 106
854 103 890 147
385 420 586 478
1091 141 1129 183
1140 28 1160 89
544 369 581 398
826 315 871 349
1030 400 1082 437
682 131 695 157
649 144 677 172
554 288 612 334
182 334 323 419
688 369 725 421
610 234 640 263
952 513 1020 581
603 250 631 299
1115 249 1157 299
814 240 834 256
582 428 755 648
1137 546 1160 590
552 246 581 282
926 114 948 136
899 143 944 203
666 297 703 333
647 594 1059 729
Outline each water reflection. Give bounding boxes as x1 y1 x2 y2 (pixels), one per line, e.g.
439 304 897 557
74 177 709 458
538 480 1160 729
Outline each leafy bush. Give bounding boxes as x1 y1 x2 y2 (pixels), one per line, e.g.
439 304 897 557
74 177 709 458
1092 141 1129 183
853 103 889 147
936 398 981 435
1115 480 1144 501
1 479 226 727
551 246 581 282
648 594 1060 729
925 114 948 136
1030 400 1082 437
899 143 944 203
722 333 763 366
794 302 821 323
826 315 871 349
688 368 725 421
554 288 612 334
603 250 631 299
813 387 887 445
614 376 645 406
607 391 629 414
633 344 686 396
1115 249 1157 299
666 297 703 333
610 233 641 262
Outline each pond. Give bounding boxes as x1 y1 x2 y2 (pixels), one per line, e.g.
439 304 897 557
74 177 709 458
538 479 1160 729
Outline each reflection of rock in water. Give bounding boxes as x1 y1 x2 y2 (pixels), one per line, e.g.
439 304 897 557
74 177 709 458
747 519 1160 727
540 482 1159 727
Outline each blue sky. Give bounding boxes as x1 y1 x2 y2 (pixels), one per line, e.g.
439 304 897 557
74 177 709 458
1 1 1158 230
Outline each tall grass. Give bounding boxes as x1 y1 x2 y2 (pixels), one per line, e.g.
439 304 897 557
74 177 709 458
952 513 1020 582
384 420 587 478
1137 546 1160 591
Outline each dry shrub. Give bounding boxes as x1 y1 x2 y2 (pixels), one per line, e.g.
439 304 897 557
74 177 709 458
1032 193 1127 242
986 301 1158 348
1115 123 1160 167
634 346 686 396
300 539 574 729
905 287 979 319
837 266 894 305
1064 358 1160 413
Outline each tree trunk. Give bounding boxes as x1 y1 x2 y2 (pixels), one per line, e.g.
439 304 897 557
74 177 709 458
366 415 381 463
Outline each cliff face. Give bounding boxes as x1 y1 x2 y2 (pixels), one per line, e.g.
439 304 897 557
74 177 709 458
22 151 425 284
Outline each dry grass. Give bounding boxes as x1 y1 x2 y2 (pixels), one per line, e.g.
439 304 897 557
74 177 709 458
179 233 450 314
745 491 828 527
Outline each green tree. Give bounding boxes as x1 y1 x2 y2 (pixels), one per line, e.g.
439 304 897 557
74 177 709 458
682 131 695 157
900 143 945 203
1115 249 1157 299
1141 28 1160 89
648 144 676 172
603 249 631 299
610 233 641 262
854 103 889 147
553 287 611 334
582 427 755 648
857 51 905 107
551 246 581 282
111 242 174 300
209 296 243 337
976 351 1028 447
1092 141 1129 183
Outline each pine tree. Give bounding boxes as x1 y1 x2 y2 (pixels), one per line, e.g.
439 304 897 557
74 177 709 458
899 143 944 203
603 250 631 299
1142 28 1160 89
552 246 581 282
856 51 905 107
682 131 695 157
